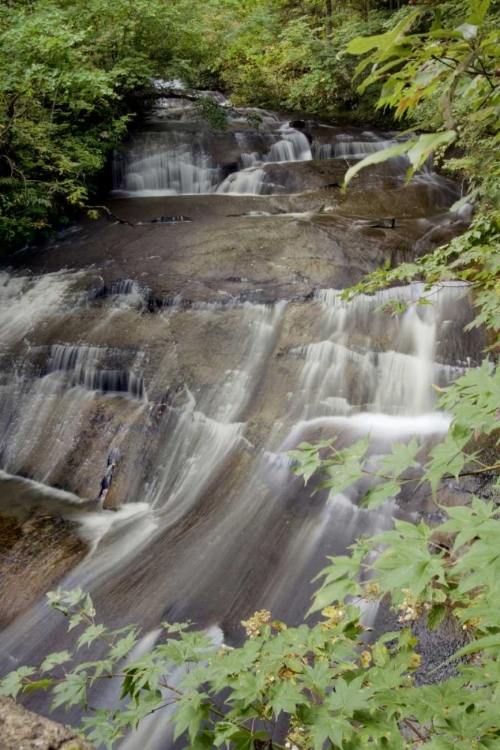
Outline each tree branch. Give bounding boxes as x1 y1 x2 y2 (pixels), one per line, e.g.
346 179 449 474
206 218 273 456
84 205 136 227
402 717 429 741
439 47 480 130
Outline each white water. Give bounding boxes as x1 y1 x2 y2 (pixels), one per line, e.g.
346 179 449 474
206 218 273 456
0 274 474 600
217 127 313 194
0 271 80 345
113 125 313 196
291 283 467 419
313 139 397 159
112 132 222 196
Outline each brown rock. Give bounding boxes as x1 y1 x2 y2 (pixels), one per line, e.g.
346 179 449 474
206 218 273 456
0 512 87 629
0 695 91 749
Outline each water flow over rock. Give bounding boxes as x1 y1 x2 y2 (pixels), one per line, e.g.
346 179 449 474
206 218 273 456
293 283 469 418
112 107 456 201
0 97 482 747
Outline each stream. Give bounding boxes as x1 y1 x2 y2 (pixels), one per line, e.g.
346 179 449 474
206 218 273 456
0 95 484 746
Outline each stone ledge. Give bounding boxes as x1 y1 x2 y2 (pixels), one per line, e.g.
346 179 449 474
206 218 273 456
0 696 91 750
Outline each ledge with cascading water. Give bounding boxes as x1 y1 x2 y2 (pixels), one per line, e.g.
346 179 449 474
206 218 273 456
0 93 483 746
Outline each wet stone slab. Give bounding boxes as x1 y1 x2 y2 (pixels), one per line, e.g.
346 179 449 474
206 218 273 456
11 182 465 307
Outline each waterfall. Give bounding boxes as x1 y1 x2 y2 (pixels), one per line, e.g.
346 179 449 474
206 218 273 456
113 125 313 197
39 345 145 397
0 101 479 746
268 126 312 161
217 126 313 194
217 166 269 195
312 139 397 159
42 344 106 373
292 283 468 419
111 119 457 200
0 276 475 637
112 132 222 196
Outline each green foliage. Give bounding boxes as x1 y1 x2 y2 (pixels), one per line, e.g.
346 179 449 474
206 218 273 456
0 0 211 251
0 587 431 746
195 96 229 132
202 1 397 122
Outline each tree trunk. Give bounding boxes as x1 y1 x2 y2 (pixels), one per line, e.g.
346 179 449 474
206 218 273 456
325 0 332 40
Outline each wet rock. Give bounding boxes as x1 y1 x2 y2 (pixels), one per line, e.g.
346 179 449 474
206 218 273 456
414 218 471 255
374 605 470 686
0 511 86 628
10 191 447 306
260 158 353 192
371 218 396 228
138 215 192 225
0 695 91 750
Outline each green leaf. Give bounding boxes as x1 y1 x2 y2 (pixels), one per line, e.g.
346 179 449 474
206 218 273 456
0 667 36 698
40 651 73 673
453 633 500 659
468 0 491 24
379 439 421 477
346 8 423 56
309 577 362 613
51 672 88 710
427 604 447 630
269 680 304 716
24 679 55 694
310 704 355 749
173 693 210 743
224 732 256 750
405 131 457 180
362 480 401 509
325 676 372 716
110 630 138 661
77 623 106 649
343 141 415 189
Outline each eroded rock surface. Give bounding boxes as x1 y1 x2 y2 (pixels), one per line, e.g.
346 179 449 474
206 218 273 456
0 695 91 749
0 506 86 627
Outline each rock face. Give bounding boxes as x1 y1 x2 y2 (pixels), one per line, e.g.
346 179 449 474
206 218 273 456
0 695 91 749
0 507 87 628
13 189 463 307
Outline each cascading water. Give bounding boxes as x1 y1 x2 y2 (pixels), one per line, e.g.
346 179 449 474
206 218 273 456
293 283 468 419
0 95 481 748
313 138 397 159
112 131 223 196
113 120 313 196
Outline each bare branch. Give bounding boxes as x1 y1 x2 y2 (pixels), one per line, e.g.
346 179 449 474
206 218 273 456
84 205 136 227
